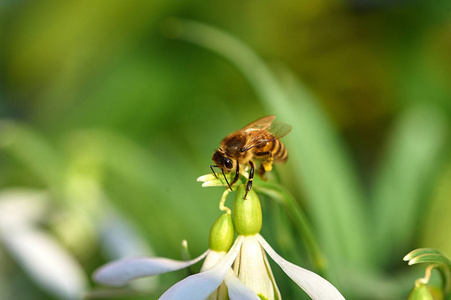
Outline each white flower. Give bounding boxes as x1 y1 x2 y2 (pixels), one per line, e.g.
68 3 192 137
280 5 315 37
94 182 346 299
94 235 259 300
93 233 345 299
94 212 259 299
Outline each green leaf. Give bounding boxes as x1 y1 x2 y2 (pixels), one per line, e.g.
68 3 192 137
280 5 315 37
372 105 449 265
408 254 451 267
0 121 65 189
404 248 448 262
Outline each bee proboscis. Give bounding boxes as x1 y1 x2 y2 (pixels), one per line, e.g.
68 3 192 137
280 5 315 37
211 115 291 199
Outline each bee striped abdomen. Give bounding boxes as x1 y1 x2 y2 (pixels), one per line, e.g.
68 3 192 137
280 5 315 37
273 140 288 162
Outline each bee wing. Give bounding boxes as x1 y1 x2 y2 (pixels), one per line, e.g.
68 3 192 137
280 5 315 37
266 121 292 139
241 119 292 152
242 115 276 132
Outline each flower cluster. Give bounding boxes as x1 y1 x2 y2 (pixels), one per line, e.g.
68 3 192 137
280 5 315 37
93 183 345 299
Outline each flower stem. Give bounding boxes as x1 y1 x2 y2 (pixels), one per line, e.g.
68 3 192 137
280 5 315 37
219 189 231 215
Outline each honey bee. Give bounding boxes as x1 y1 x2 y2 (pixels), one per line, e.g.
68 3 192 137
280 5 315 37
211 115 292 199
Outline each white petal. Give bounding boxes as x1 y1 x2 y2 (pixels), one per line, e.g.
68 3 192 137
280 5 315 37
196 174 218 182
158 236 244 300
94 250 210 286
201 250 226 271
235 235 275 299
225 269 260 300
197 173 237 187
2 227 87 300
0 189 48 228
261 245 282 300
205 281 229 300
197 174 225 187
257 235 345 300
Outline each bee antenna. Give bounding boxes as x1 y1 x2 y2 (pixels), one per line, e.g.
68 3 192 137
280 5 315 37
222 169 233 191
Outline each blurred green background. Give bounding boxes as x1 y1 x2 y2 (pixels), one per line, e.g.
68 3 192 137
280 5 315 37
1 1 450 299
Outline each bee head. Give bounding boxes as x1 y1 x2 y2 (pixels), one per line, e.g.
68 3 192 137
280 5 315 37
212 149 234 172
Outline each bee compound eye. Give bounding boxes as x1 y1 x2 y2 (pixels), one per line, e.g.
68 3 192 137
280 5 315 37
223 158 233 169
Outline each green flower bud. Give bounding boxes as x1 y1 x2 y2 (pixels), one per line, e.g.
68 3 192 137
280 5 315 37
233 185 262 235
209 213 235 252
408 284 434 300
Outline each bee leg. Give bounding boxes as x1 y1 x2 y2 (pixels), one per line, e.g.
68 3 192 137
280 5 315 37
230 163 240 187
254 152 273 181
259 164 267 181
222 169 233 191
244 161 255 199
264 153 274 171
210 165 219 178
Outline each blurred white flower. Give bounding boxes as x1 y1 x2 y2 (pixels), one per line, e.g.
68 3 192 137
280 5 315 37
0 189 88 300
